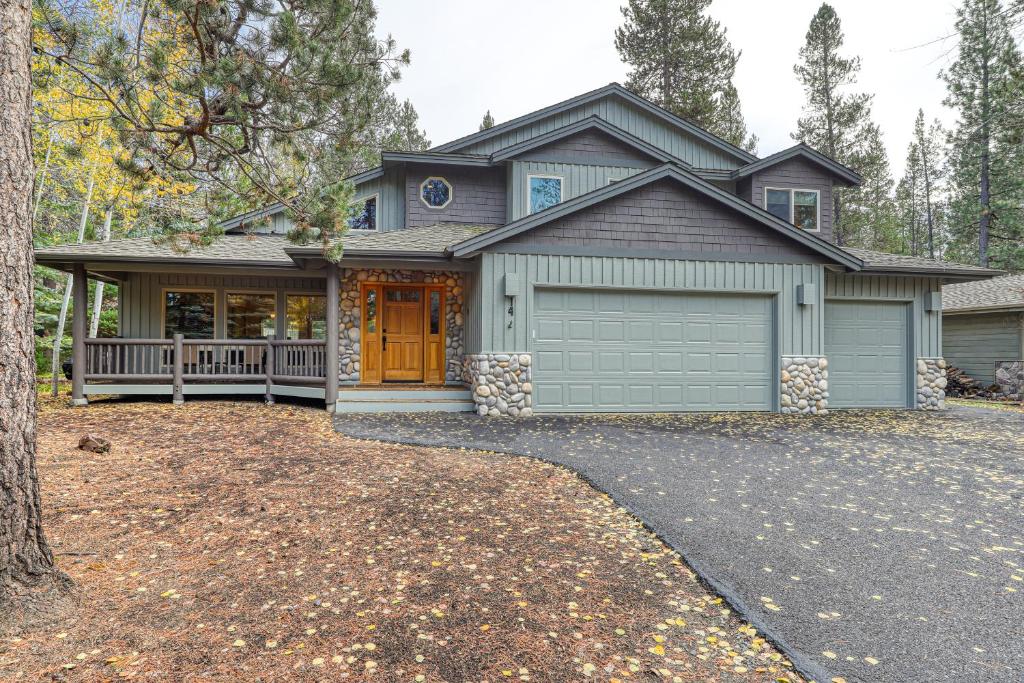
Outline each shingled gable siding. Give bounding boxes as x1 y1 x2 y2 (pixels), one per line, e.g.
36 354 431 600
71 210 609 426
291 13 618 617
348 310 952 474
405 166 507 228
502 179 829 260
514 128 660 168
746 157 835 243
457 96 742 170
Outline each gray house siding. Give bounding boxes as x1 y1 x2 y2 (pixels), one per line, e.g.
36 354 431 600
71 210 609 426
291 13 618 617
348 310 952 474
508 161 648 222
458 96 742 170
943 312 1024 383
118 271 326 339
473 251 824 359
747 157 835 243
513 128 660 168
405 165 506 227
824 272 942 359
503 179 830 261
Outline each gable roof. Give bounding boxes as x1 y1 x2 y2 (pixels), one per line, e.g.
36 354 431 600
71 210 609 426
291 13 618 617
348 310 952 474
488 115 689 166
731 143 862 186
432 83 758 165
450 162 862 269
943 273 1024 312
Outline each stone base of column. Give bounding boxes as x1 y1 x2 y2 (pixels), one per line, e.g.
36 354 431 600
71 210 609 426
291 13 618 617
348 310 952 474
916 358 947 410
780 356 829 415
464 353 533 417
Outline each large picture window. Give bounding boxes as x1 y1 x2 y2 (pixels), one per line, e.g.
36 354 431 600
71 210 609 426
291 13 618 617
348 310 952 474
764 187 820 231
286 294 327 340
164 291 215 339
528 175 562 214
227 292 276 339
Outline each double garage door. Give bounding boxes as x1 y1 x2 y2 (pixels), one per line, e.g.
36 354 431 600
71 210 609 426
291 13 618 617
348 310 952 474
532 288 773 412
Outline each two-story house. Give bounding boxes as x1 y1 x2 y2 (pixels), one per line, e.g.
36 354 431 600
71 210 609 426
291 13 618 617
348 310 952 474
36 84 998 416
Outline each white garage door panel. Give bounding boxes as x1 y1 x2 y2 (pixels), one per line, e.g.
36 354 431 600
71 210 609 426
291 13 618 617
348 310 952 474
825 300 909 408
533 288 773 412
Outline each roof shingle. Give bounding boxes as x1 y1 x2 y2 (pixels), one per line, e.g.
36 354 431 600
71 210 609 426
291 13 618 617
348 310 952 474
840 247 1000 277
943 273 1024 312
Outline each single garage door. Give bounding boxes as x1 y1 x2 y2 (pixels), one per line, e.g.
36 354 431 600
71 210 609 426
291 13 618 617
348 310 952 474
824 300 908 408
532 288 773 412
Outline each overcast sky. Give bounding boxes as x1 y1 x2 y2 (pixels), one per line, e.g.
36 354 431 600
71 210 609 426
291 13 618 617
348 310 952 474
376 0 966 177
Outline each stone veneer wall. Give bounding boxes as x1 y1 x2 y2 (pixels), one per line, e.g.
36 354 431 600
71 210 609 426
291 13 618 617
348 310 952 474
464 353 533 417
338 269 465 383
995 360 1023 398
916 358 947 410
780 356 829 415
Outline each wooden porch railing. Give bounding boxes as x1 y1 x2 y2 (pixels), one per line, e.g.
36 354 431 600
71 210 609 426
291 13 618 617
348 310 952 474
83 335 328 403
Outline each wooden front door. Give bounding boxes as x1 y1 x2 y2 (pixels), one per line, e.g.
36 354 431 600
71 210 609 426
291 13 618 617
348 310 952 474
382 286 425 381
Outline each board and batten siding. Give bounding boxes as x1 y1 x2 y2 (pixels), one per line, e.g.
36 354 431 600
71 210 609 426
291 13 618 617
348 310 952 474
508 161 648 222
943 311 1024 383
824 272 942 358
457 97 743 170
472 252 824 357
118 271 325 339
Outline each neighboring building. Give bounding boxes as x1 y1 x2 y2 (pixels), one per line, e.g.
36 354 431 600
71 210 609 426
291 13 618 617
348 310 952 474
943 274 1024 389
36 84 999 416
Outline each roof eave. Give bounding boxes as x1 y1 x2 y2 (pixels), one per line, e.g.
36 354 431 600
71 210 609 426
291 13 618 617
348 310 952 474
433 83 758 164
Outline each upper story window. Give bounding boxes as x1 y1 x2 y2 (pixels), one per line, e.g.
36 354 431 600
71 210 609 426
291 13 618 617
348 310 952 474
348 195 377 231
765 188 820 231
528 174 563 214
420 177 452 208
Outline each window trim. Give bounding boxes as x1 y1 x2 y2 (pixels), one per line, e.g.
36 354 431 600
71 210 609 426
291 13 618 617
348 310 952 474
763 186 821 233
419 176 453 209
349 193 379 232
526 173 564 215
161 288 217 340
225 290 278 339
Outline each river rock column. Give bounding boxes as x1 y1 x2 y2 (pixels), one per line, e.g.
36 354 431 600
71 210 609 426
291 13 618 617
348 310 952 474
916 358 947 410
464 353 533 417
780 356 829 415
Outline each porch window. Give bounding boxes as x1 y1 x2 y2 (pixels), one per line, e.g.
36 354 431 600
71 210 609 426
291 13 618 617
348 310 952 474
765 187 820 231
348 195 377 231
227 292 276 338
528 174 562 214
164 290 215 339
286 294 327 340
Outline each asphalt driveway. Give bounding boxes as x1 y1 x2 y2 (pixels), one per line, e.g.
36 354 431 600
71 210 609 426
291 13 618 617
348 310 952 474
336 405 1024 683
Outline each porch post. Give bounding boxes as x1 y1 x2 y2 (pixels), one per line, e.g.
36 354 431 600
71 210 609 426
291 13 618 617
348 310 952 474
70 263 88 406
325 261 340 412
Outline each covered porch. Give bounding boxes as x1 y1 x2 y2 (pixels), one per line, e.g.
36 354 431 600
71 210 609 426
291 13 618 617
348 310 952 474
61 260 340 409
34 225 485 412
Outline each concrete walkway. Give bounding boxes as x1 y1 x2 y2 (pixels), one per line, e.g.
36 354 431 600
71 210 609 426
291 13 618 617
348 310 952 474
336 406 1024 683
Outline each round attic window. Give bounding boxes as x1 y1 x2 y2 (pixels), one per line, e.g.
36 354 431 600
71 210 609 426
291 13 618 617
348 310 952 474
420 176 452 209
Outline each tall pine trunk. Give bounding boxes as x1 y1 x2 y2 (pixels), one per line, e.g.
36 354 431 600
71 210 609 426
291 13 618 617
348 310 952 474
0 0 60 598
979 49 991 268
922 158 935 259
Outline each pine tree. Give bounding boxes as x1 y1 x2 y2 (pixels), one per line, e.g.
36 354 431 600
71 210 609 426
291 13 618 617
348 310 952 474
942 0 1024 269
843 124 898 250
380 98 431 152
615 0 753 147
479 110 495 131
912 110 945 259
792 3 890 248
36 0 411 257
1 0 68 605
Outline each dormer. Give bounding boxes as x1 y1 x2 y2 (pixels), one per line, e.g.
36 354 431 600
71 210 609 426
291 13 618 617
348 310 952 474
731 144 861 244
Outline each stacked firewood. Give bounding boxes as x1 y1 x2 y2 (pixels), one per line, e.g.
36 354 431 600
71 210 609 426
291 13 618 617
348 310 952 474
944 367 978 397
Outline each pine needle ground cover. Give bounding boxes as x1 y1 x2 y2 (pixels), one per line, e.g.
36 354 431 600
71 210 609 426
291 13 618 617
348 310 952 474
2 398 803 682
